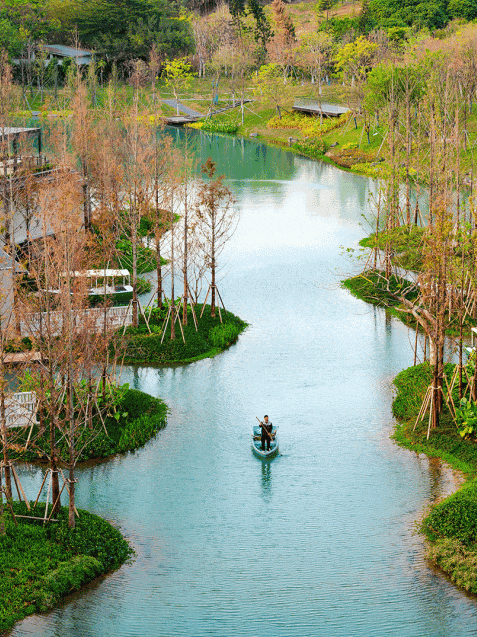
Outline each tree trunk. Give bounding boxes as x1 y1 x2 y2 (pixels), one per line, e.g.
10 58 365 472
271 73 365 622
132 202 139 328
0 386 11 500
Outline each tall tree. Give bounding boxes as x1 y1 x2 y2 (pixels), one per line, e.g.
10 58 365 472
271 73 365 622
196 159 236 318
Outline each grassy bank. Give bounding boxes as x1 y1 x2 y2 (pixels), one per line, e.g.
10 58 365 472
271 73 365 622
9 388 168 463
0 504 133 634
341 269 418 325
119 303 248 365
392 362 477 593
342 267 477 336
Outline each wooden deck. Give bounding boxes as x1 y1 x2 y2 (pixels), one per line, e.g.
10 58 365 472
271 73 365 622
162 115 200 126
3 351 41 364
293 99 350 118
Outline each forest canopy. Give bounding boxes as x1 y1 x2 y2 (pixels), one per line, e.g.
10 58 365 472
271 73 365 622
0 0 193 59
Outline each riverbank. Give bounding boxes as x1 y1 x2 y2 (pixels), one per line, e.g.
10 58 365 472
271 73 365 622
392 362 477 594
0 504 134 635
119 303 248 365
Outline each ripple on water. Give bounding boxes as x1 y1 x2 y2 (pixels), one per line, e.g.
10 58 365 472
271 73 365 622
9 131 477 637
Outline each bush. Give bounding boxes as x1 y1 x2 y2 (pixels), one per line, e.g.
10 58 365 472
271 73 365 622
9 388 168 463
47 506 134 570
426 537 477 593
193 119 239 134
292 138 327 159
392 362 433 421
423 479 477 546
342 270 419 313
267 111 349 136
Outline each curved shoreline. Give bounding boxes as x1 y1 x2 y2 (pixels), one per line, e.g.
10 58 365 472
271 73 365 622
392 363 477 594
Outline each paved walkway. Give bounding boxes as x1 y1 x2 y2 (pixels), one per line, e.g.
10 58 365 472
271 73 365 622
161 100 203 118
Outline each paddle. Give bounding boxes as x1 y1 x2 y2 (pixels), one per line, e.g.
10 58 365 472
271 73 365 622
256 416 273 442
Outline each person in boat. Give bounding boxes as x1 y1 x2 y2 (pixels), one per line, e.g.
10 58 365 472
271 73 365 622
259 415 273 451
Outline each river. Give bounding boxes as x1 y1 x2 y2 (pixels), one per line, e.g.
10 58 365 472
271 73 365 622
11 131 477 636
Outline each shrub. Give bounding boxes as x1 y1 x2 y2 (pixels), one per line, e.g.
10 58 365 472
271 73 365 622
48 506 134 570
292 138 327 159
423 479 477 546
120 304 247 364
267 111 349 136
392 362 433 421
195 119 239 134
8 389 168 462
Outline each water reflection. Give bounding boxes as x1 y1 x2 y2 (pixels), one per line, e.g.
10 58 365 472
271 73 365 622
260 460 272 502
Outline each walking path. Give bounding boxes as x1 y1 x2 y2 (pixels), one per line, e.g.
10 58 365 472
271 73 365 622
161 100 203 118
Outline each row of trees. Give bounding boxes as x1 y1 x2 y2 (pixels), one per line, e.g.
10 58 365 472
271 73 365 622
352 32 477 432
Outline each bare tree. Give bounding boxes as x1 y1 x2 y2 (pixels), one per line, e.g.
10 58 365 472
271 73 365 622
196 159 237 318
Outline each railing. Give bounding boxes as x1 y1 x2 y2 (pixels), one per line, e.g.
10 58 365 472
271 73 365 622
5 391 37 428
20 305 133 338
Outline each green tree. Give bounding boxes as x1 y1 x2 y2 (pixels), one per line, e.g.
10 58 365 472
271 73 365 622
162 57 193 115
71 0 193 63
448 0 477 20
368 0 448 29
316 0 335 23
335 35 377 85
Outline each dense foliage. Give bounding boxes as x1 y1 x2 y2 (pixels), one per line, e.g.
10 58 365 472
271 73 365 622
0 505 133 632
368 0 448 29
193 119 239 134
359 225 425 271
1 0 193 61
342 270 419 314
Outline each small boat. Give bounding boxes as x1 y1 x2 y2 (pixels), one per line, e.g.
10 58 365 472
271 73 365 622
252 425 279 459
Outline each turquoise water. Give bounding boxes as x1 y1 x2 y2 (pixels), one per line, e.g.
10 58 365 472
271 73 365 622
11 132 477 636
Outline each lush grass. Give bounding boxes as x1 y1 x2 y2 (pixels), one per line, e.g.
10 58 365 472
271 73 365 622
118 303 248 365
392 362 477 593
0 504 133 633
359 225 426 271
9 388 168 463
342 269 418 324
342 267 477 336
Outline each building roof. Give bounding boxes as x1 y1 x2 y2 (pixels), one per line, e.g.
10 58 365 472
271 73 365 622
0 127 41 142
0 249 15 271
41 44 93 59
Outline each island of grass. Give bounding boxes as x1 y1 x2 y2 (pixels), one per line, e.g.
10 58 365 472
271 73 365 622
341 225 477 336
118 303 248 365
393 362 477 594
9 387 168 463
0 504 134 634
